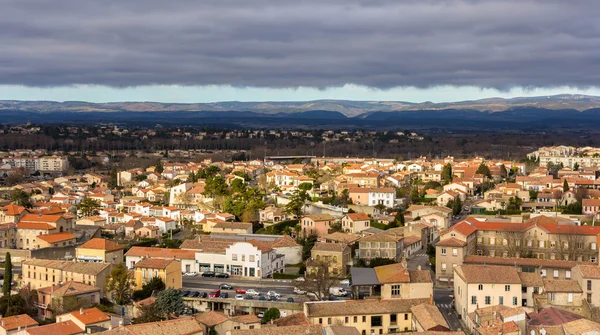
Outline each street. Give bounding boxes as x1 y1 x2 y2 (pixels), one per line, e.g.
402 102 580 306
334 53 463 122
433 287 462 331
182 276 296 296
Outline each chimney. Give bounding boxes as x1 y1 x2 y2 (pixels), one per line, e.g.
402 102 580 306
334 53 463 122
80 307 84 315
2 320 4 327
417 265 422 270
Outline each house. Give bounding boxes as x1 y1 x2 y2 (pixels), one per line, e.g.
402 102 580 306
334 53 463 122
572 263 600 307
125 246 196 273
195 311 261 334
436 191 458 207
76 238 125 264
406 205 452 229
16 214 73 250
453 264 522 321
124 220 143 236
133 258 182 290
76 216 106 226
35 232 76 249
96 317 203 335
583 198 600 217
209 221 253 234
0 204 26 224
466 305 526 335
230 325 324 335
135 225 159 238
36 281 101 319
307 242 352 277
410 303 450 332
0 314 38 335
348 187 396 208
259 206 292 226
24 321 83 335
303 298 429 334
56 307 111 333
358 232 404 263
301 214 336 238
341 213 371 234
541 279 584 311
350 262 433 301
21 259 111 295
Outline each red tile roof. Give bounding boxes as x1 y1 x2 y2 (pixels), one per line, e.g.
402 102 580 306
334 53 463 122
25 320 82 335
79 238 125 251
37 232 76 243
0 314 38 331
66 307 110 325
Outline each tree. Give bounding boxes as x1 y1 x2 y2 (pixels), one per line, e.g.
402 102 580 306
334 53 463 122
155 288 185 317
394 211 405 227
506 196 522 211
441 163 453 184
499 164 508 179
231 179 245 193
106 263 133 305
563 179 570 192
529 190 538 201
452 197 462 216
108 168 118 188
133 277 165 301
132 303 163 324
77 198 101 217
8 189 31 208
298 182 313 191
262 308 281 324
155 161 164 174
557 226 586 261
476 163 492 179
285 190 308 217
294 260 337 300
367 257 395 268
328 221 342 234
3 252 12 296
574 162 580 171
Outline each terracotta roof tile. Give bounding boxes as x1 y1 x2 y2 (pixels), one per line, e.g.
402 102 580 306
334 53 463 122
134 258 178 269
125 246 195 259
543 279 583 293
195 310 229 326
0 314 38 331
37 232 76 243
79 238 125 251
454 264 521 284
411 303 449 331
272 312 310 327
65 307 110 325
38 281 100 297
25 320 82 335
230 325 323 335
230 314 260 324
99 317 203 335
305 298 429 317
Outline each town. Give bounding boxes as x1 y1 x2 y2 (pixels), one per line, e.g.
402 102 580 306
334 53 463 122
0 144 599 335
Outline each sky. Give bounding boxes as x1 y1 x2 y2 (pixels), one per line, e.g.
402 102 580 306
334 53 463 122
2 0 600 103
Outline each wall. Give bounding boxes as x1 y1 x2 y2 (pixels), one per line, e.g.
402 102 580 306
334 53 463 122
0 248 31 262
31 245 76 260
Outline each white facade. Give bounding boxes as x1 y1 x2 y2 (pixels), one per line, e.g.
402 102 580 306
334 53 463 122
195 242 285 278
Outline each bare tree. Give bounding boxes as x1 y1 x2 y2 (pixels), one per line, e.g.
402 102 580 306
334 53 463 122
556 226 586 261
500 231 526 258
293 260 337 300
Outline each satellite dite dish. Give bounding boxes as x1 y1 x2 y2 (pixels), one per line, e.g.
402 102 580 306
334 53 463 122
531 330 536 335
540 329 547 335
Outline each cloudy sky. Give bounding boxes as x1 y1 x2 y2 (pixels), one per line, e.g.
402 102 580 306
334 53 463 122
2 0 599 103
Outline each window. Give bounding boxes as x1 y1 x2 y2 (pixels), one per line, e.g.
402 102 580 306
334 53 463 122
319 318 322 324
505 285 510 292
232 254 238 261
578 242 583 249
452 249 457 256
541 269 547 277
588 280 592 291
249 255 255 262
539 240 544 248
404 314 408 320
371 316 382 327
568 293 573 303
485 296 491 304
391 285 401 296
499 296 504 305
551 293 556 301
554 270 559 278
566 271 571 279
478 284 483 291
441 263 447 272
353 316 357 323
362 316 366 322
242 255 245 261
513 297 518 305
390 314 397 324
592 257 598 263
593 243 597 251
441 248 447 256
345 317 349 323
471 296 477 304
328 318 332 325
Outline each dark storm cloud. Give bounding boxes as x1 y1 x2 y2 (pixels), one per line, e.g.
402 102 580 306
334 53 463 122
1 0 599 89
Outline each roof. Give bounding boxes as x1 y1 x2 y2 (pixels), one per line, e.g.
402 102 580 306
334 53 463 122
134 258 178 269
213 221 252 230
311 242 347 253
562 319 600 335
230 314 260 324
125 246 195 260
79 238 125 251
360 232 403 242
576 264 600 279
302 214 335 221
229 325 323 335
195 310 229 326
445 220 477 237
17 222 55 230
20 213 63 223
180 235 274 254
305 298 429 317
435 238 467 247
463 255 576 269
374 263 410 283
528 307 582 326
0 314 38 331
1 204 25 215
22 259 111 276
37 232 76 243
64 307 110 325
25 321 82 335
38 281 101 297
350 267 380 286
345 212 369 221
320 232 360 244
543 279 583 293
98 317 203 335
518 272 543 287
271 235 301 248
272 312 310 327
411 304 449 331
454 264 521 284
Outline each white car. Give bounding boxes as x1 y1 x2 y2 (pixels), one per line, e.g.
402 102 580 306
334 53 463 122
339 279 350 286
267 291 281 298
235 294 244 300
183 272 197 277
294 287 306 295
246 289 260 296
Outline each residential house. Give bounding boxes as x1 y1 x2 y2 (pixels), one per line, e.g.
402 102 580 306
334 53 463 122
301 214 336 238
410 303 450 332
95 317 203 335
0 314 38 335
24 320 83 335
348 187 396 208
125 246 196 273
358 232 404 263
572 263 600 306
35 232 76 249
56 307 111 333
36 281 101 319
75 238 125 264
540 280 584 311
307 242 352 277
133 258 182 290
341 213 371 234
21 259 111 295
135 225 160 238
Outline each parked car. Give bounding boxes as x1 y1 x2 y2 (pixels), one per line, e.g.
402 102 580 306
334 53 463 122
246 289 260 296
235 288 247 294
220 283 233 290
268 295 278 301
216 272 230 278
267 291 281 298
245 295 253 300
181 290 191 297
293 287 306 295
339 279 350 286
235 294 244 300
200 292 208 298
209 289 221 298
286 297 294 303
329 287 348 297
190 291 201 298
258 296 267 301
221 292 229 298
183 272 197 277
202 271 216 277
257 312 264 318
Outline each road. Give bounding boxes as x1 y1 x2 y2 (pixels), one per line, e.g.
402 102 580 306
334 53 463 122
433 287 463 331
182 276 298 297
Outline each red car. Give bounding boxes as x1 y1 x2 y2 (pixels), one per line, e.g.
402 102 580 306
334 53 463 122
235 288 246 294
209 289 221 298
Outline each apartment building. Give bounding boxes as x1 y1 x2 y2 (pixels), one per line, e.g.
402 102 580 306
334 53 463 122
21 259 111 294
341 212 371 234
133 258 182 290
75 238 125 264
454 264 523 321
572 263 600 306
304 298 429 335
301 214 336 238
125 246 196 273
436 216 600 283
39 156 69 171
307 242 352 277
349 262 433 300
16 213 73 250
0 204 26 224
348 187 396 208
358 232 404 263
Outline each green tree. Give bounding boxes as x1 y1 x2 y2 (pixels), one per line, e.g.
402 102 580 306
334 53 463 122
476 163 492 179
155 288 185 317
262 308 281 324
285 190 308 217
108 168 118 188
441 163 453 184
132 303 163 324
203 175 229 197
529 190 538 200
563 179 570 192
366 257 395 268
452 197 462 216
499 164 508 179
155 161 164 174
133 277 166 301
298 182 313 191
77 198 101 217
574 162 580 171
8 190 31 208
394 211 405 226
2 253 12 296
106 263 133 305
231 179 246 193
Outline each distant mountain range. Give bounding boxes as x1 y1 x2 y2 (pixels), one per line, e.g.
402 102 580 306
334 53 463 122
2 94 600 130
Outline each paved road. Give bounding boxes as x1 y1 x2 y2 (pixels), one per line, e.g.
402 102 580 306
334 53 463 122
434 288 462 331
406 250 430 271
182 276 297 297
